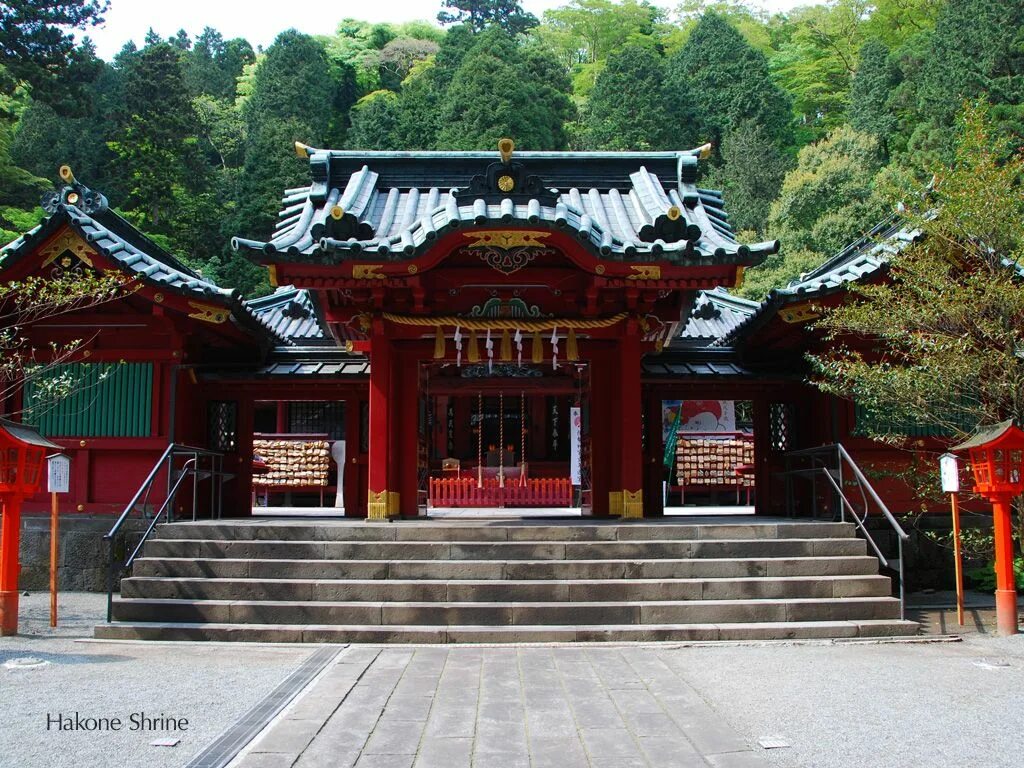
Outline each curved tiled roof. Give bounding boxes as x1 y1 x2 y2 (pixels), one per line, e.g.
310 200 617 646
722 213 924 345
1 179 288 345
245 286 328 342
677 288 760 347
232 148 778 265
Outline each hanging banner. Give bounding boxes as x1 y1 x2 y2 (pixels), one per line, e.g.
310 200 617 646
663 405 683 468
663 400 736 436
570 406 582 485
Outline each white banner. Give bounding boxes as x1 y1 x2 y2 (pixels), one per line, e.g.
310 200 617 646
570 407 582 485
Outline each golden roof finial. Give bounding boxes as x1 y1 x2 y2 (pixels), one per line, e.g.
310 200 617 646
330 205 345 220
666 205 682 221
696 143 713 160
59 165 76 184
498 138 514 165
294 141 311 159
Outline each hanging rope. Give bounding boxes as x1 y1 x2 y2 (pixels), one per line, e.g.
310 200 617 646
477 392 483 488
520 392 526 487
381 312 627 331
498 391 505 489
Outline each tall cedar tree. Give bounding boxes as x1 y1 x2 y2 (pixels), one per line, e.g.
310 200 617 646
240 30 338 238
437 0 539 35
184 28 255 100
436 28 572 150
705 120 789 234
911 0 1024 161
347 90 402 150
109 42 202 227
848 38 899 151
668 12 792 152
0 0 108 115
584 45 697 151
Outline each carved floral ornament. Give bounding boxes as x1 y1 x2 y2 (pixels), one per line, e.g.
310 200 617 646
462 230 556 276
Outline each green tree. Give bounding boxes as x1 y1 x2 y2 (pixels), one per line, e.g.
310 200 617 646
240 30 338 238
812 103 1024 439
848 38 899 149
0 0 108 115
347 90 402 150
436 28 572 150
583 45 696 151
108 42 202 227
184 28 255 100
668 12 792 151
910 0 1024 162
437 0 539 35
705 120 789 234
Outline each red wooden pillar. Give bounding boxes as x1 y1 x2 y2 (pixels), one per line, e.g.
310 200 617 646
235 398 255 518
619 325 643 518
587 344 613 516
391 346 421 517
752 397 773 516
0 496 22 635
344 394 366 516
367 323 394 519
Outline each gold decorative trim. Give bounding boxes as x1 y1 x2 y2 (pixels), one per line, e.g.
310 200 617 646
497 175 515 192
734 266 745 290
666 205 681 221
609 491 623 517
39 227 97 268
367 489 399 519
187 301 229 324
294 141 311 159
268 264 279 287
463 231 550 249
595 264 605 275
154 292 164 303
627 265 661 280
622 489 643 519
498 138 514 164
407 264 418 274
780 301 821 324
352 264 387 280
330 205 345 220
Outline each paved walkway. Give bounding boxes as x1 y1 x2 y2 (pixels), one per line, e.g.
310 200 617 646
236 646 763 768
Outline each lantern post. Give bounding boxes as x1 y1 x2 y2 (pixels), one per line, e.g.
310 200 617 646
953 420 1024 636
0 418 59 636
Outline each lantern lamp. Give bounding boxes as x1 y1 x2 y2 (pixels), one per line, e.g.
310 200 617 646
0 418 59 635
953 420 1024 635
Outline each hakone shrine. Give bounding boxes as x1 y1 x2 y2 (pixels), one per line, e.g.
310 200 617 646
0 142 933 523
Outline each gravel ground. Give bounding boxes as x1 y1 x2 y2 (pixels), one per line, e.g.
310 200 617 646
664 635 1024 768
0 592 314 768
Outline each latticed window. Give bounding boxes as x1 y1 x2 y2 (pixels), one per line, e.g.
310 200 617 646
208 401 238 452
769 402 794 452
289 401 345 439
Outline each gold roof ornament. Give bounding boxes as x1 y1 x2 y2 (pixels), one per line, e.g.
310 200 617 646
498 138 514 165
59 165 75 184
666 205 682 221
696 143 713 160
330 205 345 220
294 141 311 159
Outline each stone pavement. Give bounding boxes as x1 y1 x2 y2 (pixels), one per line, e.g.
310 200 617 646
235 646 763 768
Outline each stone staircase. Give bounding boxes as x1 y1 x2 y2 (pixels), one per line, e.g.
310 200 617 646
94 518 919 642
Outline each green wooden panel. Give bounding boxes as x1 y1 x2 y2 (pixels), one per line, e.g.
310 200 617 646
24 363 154 438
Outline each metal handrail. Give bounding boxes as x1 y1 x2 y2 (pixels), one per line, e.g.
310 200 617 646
783 443 910 618
103 443 225 622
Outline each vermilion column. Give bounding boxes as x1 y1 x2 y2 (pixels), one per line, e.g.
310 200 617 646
619 325 644 518
392 346 420 517
0 496 23 635
367 323 393 520
991 494 1019 635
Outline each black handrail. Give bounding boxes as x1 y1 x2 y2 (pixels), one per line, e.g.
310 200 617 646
104 443 226 622
782 443 910 618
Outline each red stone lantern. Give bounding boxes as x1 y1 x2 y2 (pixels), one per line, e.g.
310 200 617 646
0 418 59 635
953 420 1024 635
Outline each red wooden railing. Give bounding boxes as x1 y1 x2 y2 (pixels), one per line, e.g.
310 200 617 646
429 476 573 508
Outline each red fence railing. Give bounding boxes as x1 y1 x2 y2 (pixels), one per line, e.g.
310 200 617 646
429 476 573 508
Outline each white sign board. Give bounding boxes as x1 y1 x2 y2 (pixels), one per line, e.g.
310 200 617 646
47 454 70 494
939 453 960 494
570 407 582 486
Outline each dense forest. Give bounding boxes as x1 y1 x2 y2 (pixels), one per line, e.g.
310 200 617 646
2 0 1022 299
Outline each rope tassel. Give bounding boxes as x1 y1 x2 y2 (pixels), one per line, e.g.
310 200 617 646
433 325 445 360
468 329 480 363
454 325 463 367
485 328 494 373
514 328 523 366
532 331 543 364
566 327 579 361
551 327 559 370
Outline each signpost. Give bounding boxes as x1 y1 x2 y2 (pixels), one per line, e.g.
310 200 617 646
939 453 964 626
47 454 70 628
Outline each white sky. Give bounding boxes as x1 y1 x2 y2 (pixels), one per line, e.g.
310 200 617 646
81 0 818 60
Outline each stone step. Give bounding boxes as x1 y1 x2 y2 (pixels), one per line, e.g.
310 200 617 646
120 574 892 602
154 521 855 543
131 555 881 580
94 619 921 643
110 596 902 626
141 537 868 561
